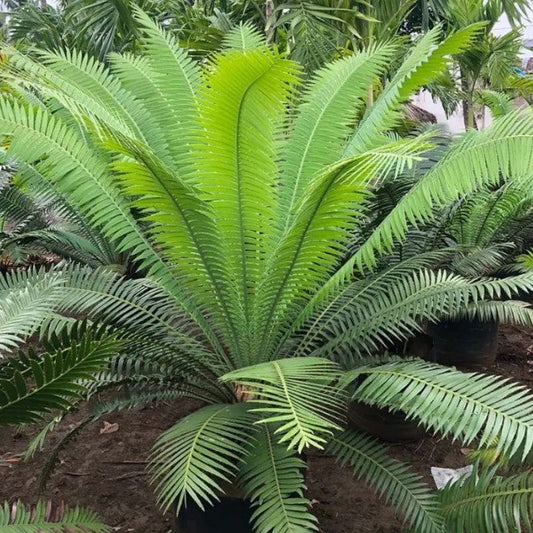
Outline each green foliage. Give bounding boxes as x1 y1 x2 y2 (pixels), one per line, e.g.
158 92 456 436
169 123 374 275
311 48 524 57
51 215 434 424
0 15 532 533
329 430 443 533
440 469 533 533
0 500 109 533
0 322 122 425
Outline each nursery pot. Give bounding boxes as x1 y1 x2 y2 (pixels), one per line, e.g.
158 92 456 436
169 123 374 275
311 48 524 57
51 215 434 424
428 318 499 370
172 497 253 533
347 401 426 442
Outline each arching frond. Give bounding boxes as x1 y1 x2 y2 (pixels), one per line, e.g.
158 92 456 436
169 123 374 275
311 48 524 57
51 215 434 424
328 429 443 533
222 358 344 452
439 469 533 533
343 360 533 462
238 425 317 533
0 500 109 533
343 24 482 156
150 403 256 513
0 323 121 425
279 43 397 222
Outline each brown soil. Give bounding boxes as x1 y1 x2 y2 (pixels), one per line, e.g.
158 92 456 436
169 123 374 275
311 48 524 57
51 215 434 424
0 325 532 533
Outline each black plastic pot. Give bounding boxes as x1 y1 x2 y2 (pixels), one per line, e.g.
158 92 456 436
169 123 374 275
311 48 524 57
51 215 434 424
347 401 426 442
172 497 253 533
428 318 499 370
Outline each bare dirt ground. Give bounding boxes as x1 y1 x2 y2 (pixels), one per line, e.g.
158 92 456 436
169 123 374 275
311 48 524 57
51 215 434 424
1 324 531 533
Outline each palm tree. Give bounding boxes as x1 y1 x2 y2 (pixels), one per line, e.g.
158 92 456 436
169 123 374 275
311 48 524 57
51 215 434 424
0 15 532 532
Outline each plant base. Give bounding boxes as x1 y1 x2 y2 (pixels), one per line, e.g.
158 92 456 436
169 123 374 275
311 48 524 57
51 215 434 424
428 318 499 370
347 401 426 442
172 497 253 533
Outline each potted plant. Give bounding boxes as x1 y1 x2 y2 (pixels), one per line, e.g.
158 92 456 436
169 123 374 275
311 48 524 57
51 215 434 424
0 13 532 532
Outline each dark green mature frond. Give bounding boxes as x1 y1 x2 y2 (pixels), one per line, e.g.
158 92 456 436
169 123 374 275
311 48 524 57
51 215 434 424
0 268 63 351
328 430 443 533
294 269 533 364
439 469 533 533
238 425 317 533
0 500 109 533
222 358 344 452
0 323 121 425
343 360 533 462
150 403 256 513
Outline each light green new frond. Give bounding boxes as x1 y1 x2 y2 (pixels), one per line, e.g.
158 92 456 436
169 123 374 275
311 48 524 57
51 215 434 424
150 403 256 513
134 7 201 173
440 469 533 533
238 425 317 533
343 360 533 462
194 48 299 362
222 358 344 452
280 43 397 222
328 430 444 533
222 23 266 51
519 249 533 270
344 24 481 157
0 500 109 533
0 323 121 425
261 136 432 356
103 132 233 338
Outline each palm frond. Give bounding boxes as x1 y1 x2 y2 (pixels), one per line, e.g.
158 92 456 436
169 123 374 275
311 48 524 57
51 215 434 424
279 43 397 223
0 500 109 533
328 429 443 533
344 24 481 156
150 403 256 513
222 22 265 50
343 360 533 462
222 358 344 452
0 323 121 425
238 425 318 533
439 468 533 533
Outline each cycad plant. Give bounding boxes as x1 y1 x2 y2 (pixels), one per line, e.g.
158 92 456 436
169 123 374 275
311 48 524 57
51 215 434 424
0 13 533 533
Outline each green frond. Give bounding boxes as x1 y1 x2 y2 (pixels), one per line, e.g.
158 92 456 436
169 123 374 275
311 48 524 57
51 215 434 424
238 425 318 533
133 7 201 173
477 89 514 118
343 360 533 462
150 403 256 513
328 429 443 533
312 109 533 317
294 269 533 364
440 469 533 533
262 136 435 351
0 323 121 425
0 268 63 351
279 43 397 223
194 47 299 362
222 23 266 51
519 249 533 271
222 358 344 452
344 24 482 156
0 500 109 533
